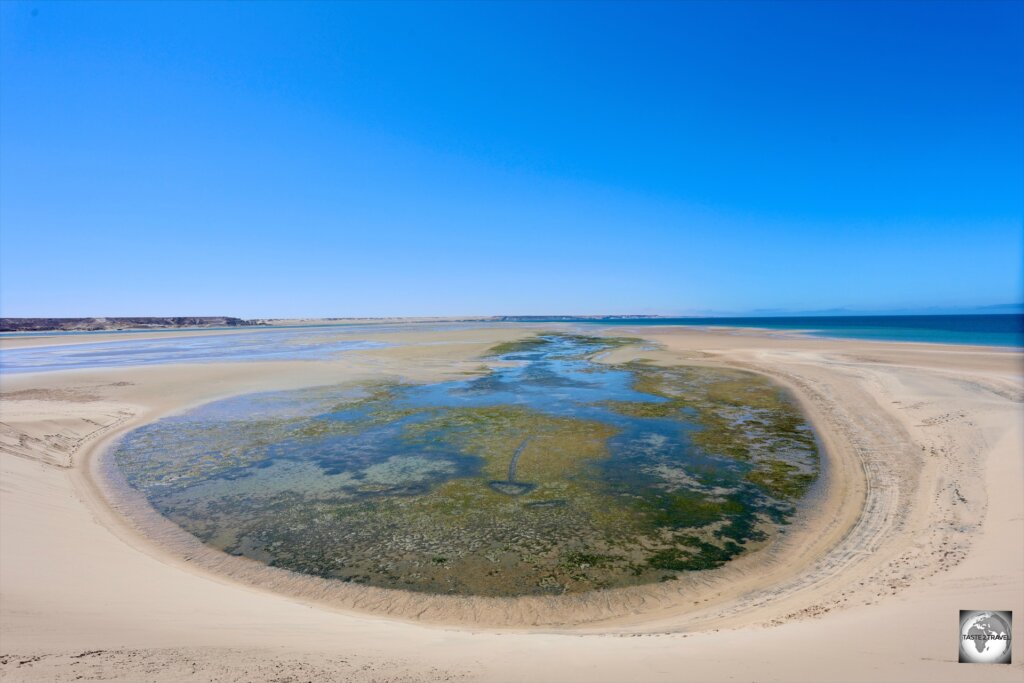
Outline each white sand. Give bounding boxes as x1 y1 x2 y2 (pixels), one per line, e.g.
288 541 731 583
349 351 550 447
1 325 1021 681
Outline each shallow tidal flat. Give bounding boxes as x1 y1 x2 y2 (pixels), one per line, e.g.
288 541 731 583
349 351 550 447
112 334 819 597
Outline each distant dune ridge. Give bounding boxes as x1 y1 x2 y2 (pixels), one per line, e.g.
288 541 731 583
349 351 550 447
0 315 658 333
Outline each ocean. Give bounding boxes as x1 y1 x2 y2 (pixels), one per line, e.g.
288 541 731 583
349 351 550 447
548 314 1023 348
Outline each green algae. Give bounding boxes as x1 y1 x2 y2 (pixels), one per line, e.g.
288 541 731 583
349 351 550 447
604 362 820 502
746 459 817 499
486 333 641 359
485 335 550 356
402 405 619 484
646 535 742 572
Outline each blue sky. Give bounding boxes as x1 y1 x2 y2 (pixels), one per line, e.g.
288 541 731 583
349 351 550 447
1 1 1021 317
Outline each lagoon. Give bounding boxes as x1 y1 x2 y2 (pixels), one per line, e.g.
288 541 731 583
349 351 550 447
112 334 819 596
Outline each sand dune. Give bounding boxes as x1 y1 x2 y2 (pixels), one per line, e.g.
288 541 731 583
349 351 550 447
1 326 1021 681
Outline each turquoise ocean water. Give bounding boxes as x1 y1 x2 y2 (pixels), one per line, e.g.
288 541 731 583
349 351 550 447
550 314 1023 348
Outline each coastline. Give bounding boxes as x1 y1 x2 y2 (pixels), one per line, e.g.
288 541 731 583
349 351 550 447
79 339 859 630
4 314 1020 353
1 326 1021 680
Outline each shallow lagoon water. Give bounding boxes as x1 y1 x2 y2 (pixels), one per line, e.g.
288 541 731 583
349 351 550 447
0 328 388 374
113 334 819 596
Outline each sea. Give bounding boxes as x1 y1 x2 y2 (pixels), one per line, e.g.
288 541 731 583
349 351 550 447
548 314 1023 348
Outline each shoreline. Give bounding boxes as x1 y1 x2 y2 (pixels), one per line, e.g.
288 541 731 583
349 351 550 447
80 341 860 630
3 317 1021 353
2 326 1021 681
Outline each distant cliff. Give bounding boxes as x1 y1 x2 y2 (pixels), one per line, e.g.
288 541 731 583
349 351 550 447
0 317 261 332
493 315 665 322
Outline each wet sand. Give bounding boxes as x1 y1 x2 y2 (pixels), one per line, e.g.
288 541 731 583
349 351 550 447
1 324 1021 681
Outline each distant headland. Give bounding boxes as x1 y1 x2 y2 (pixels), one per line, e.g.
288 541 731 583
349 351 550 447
0 317 261 332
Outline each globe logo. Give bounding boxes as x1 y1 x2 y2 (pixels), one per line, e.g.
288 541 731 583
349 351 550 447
959 610 1012 664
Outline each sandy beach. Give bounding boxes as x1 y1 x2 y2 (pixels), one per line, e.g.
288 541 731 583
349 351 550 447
1 325 1021 682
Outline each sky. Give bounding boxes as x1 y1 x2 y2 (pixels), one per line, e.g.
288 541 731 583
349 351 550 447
1 1 1022 318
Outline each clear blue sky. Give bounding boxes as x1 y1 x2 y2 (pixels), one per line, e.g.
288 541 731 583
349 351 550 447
1 1 1021 317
